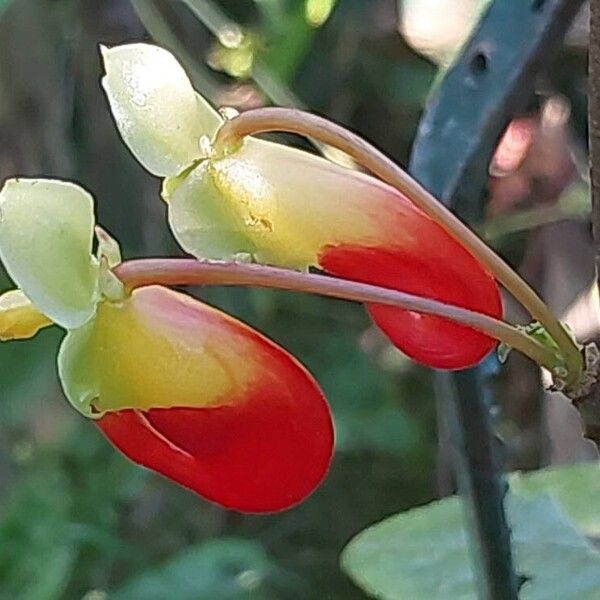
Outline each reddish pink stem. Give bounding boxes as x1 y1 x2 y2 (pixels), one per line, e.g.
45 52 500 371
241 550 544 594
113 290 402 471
114 258 557 371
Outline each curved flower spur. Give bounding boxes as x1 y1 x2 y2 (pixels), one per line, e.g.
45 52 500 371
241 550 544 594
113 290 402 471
0 179 333 513
101 43 502 370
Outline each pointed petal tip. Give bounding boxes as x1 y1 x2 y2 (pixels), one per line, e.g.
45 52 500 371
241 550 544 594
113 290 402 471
95 225 122 268
100 43 222 177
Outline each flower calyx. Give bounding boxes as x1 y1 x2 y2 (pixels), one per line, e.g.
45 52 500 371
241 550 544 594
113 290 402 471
499 320 597 399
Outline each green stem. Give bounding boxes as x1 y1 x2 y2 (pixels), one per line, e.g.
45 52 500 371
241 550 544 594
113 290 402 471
212 107 583 386
114 258 560 372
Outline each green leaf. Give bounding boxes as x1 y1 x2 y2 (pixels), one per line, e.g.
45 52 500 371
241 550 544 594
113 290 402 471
342 491 600 599
0 179 99 329
510 462 600 536
111 538 281 600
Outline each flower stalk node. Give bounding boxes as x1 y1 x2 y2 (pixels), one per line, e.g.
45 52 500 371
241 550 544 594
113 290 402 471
99 257 127 302
500 320 587 392
558 343 600 400
498 321 561 365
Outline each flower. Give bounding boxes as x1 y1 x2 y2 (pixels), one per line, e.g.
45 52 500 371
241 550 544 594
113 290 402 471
0 178 333 512
101 43 502 370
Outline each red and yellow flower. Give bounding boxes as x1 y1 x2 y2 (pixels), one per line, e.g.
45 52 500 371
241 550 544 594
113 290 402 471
0 178 333 512
101 43 502 370
0 42 511 513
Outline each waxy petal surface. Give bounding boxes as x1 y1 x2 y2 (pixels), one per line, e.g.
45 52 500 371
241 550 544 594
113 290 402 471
59 286 333 512
0 289 52 341
320 246 500 368
171 139 502 368
101 44 222 177
0 179 99 329
167 161 257 262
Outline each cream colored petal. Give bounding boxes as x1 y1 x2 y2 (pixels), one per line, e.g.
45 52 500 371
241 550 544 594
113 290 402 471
101 43 223 176
0 178 99 329
95 225 122 268
0 289 53 341
167 161 257 261
57 317 99 417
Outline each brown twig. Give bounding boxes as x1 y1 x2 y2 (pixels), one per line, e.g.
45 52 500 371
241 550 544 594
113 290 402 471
578 0 600 446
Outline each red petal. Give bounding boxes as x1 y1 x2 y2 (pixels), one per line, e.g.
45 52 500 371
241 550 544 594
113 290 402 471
217 140 502 370
95 331 333 513
320 243 502 369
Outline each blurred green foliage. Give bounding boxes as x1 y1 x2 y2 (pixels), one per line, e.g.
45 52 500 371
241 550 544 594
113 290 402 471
342 465 600 600
0 1 440 597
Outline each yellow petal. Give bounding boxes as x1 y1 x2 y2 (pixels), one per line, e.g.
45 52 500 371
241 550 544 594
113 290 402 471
170 137 411 268
0 289 53 341
101 43 223 177
58 286 267 416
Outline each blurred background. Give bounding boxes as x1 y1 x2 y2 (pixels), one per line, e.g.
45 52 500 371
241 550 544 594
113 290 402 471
0 1 593 598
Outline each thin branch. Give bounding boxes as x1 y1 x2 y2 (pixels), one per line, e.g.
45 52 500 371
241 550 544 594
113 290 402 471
114 258 559 372
591 0 600 280
212 107 583 386
577 0 600 446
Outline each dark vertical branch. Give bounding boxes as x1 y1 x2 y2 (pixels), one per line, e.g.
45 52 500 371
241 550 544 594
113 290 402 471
591 1 600 281
410 1 584 598
576 1 600 445
437 371 518 599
